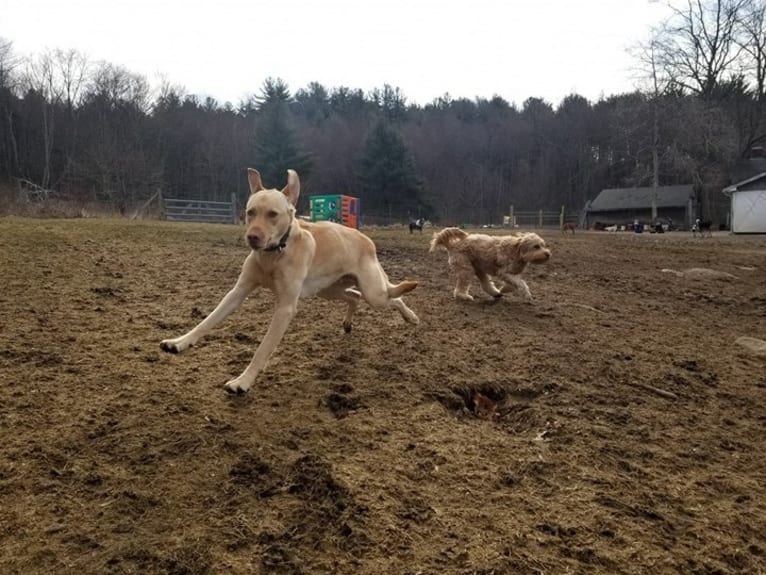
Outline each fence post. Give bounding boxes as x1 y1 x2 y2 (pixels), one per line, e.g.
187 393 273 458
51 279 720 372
538 209 543 228
560 205 565 229
231 192 238 224
509 205 514 228
158 188 165 221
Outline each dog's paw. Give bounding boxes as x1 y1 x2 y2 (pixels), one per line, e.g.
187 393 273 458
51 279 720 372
224 378 251 395
160 339 189 353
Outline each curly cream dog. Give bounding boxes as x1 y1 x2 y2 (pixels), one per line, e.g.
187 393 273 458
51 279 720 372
430 228 551 301
160 168 419 394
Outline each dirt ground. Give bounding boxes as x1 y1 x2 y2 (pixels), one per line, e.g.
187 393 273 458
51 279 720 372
1 217 765 575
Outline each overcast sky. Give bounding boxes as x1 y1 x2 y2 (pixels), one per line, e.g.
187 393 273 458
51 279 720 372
1 0 670 107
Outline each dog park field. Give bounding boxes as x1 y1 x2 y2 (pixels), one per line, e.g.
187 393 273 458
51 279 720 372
1 217 765 575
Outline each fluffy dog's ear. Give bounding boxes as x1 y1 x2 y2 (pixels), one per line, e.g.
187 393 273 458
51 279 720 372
507 236 523 260
282 169 300 206
247 168 264 195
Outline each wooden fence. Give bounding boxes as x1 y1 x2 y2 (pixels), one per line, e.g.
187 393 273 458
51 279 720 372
162 193 239 224
507 206 581 229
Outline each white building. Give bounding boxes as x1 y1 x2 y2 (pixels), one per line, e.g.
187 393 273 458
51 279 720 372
722 173 766 234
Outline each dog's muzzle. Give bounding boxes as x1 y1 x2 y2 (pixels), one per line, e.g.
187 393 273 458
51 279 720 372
246 234 262 250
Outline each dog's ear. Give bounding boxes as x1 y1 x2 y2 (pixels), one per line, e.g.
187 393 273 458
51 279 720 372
247 168 265 195
282 169 300 206
506 235 523 260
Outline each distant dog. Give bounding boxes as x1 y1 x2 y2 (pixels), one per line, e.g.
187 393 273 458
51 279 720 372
561 222 577 234
692 218 713 238
429 228 551 301
160 168 419 394
409 217 425 234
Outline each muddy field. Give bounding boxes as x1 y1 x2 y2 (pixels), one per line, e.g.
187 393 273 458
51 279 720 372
1 217 765 575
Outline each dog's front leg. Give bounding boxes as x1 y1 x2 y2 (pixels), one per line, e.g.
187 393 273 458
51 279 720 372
476 272 502 298
223 295 299 394
160 282 253 354
499 275 533 301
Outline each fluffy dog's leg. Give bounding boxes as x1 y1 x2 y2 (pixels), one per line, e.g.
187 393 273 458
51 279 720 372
452 270 474 300
448 253 474 300
500 275 533 301
477 271 502 298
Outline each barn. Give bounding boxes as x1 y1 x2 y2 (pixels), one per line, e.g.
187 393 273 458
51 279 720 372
583 185 696 230
722 172 766 234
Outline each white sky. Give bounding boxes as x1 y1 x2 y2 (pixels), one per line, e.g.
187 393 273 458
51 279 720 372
1 0 670 107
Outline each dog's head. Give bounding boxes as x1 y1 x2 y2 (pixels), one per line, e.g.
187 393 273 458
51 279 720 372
514 232 551 264
244 168 300 251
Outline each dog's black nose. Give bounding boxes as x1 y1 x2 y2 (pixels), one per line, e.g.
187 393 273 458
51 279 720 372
246 234 261 249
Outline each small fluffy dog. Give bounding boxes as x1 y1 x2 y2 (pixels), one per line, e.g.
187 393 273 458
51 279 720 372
430 228 551 301
160 168 419 394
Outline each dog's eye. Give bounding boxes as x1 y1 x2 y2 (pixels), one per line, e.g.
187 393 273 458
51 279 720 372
246 209 255 218
267 210 278 218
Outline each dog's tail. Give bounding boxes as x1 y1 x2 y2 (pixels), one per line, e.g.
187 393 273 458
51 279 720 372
429 227 468 252
388 280 418 298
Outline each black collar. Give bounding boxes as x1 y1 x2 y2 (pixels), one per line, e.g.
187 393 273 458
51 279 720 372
264 221 292 252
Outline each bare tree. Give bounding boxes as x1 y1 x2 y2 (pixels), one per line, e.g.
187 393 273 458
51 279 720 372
729 0 766 154
0 38 21 90
79 62 155 211
738 0 766 97
633 31 678 218
656 0 751 97
55 49 88 114
24 50 61 189
89 62 150 112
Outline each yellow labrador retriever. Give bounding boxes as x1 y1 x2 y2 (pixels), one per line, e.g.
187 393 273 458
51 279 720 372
160 168 419 394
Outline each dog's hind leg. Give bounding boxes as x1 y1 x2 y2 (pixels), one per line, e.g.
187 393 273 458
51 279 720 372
448 254 474 300
341 289 362 331
318 282 361 333
354 260 419 324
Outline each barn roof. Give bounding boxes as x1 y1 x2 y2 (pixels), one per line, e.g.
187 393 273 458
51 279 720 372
588 185 694 212
722 171 766 194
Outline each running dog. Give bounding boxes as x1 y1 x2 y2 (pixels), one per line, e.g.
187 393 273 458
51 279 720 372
429 228 551 301
692 218 713 238
160 168 419 394
409 218 425 233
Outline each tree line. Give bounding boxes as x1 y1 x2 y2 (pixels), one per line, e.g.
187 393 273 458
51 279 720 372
2 0 766 225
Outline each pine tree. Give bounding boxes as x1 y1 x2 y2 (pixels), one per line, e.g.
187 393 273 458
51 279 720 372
251 78 312 190
357 119 427 221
